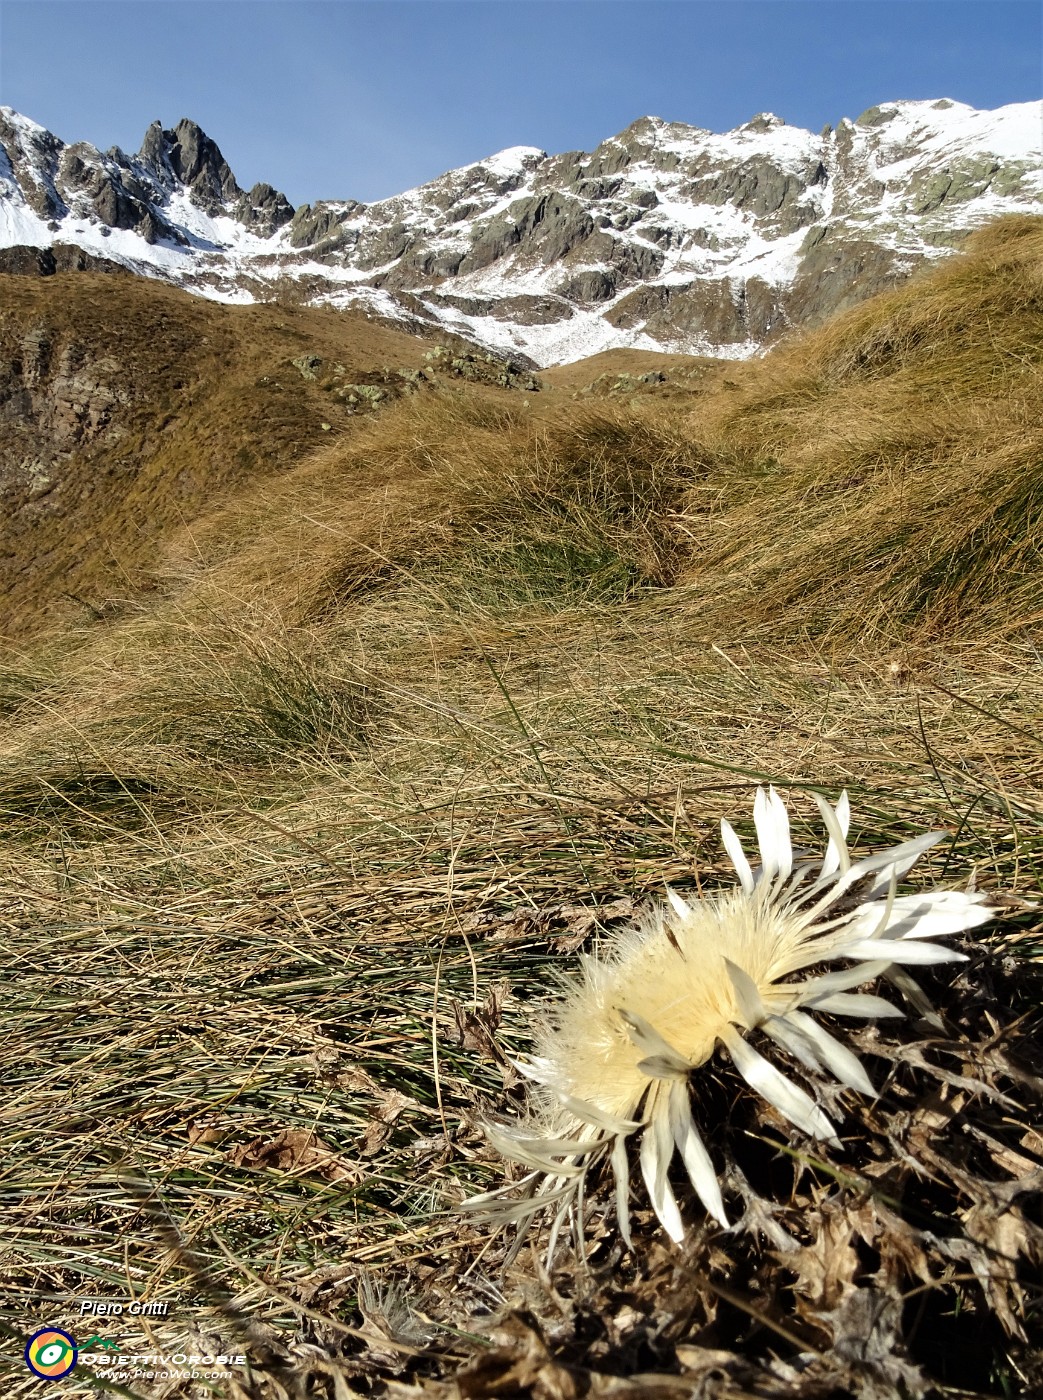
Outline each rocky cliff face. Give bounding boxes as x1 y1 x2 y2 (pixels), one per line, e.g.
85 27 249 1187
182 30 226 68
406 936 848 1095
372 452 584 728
0 323 130 513
1 100 1039 364
0 109 296 249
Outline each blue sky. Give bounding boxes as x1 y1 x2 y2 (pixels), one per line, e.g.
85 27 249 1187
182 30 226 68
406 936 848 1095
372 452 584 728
0 2 1039 206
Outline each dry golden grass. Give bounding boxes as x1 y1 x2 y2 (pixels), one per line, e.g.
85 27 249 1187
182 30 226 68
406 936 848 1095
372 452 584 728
538 346 726 392
120 213 1043 658
0 274 483 636
670 215 1043 641
2 603 1041 1396
1 215 1042 1397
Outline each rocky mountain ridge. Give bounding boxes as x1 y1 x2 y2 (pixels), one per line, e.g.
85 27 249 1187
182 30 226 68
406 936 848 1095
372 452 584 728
1 100 1040 364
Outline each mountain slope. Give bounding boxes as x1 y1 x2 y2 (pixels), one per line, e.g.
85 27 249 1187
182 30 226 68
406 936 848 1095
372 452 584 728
128 213 1043 651
1 215 1041 1400
2 99 1040 364
0 272 542 636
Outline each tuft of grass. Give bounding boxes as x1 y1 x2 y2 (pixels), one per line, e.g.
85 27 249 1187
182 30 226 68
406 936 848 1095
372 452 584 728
142 618 377 767
426 408 690 613
0 666 53 720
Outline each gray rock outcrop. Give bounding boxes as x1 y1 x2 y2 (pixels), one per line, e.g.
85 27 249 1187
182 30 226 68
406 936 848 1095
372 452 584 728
0 108 295 253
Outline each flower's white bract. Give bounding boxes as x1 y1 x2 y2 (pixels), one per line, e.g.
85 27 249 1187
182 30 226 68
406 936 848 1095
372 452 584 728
461 788 994 1256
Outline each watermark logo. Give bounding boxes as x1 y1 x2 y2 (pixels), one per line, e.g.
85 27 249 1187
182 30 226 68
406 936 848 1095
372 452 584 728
22 1320 245 1385
25 1328 78 1379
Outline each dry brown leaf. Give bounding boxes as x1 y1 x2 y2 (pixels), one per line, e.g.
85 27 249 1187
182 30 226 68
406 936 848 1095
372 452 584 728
335 1063 383 1094
456 1312 581 1400
788 1207 861 1309
850 1198 933 1289
471 898 635 950
186 1115 227 1146
673 1344 743 1379
450 985 519 1087
360 1087 418 1155
550 898 637 954
450 985 504 1056
228 1127 358 1182
294 1262 358 1307
1021 1125 1043 1157
814 1285 926 1398
959 1194 1041 1341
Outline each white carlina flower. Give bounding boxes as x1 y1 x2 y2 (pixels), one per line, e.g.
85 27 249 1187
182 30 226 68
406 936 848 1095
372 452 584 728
461 787 995 1259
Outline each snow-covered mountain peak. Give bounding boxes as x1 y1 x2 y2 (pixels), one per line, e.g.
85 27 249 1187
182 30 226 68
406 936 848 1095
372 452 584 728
1 100 1040 366
472 145 546 178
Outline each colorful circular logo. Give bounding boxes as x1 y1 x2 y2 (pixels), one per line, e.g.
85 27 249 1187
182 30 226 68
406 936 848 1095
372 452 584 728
25 1328 78 1379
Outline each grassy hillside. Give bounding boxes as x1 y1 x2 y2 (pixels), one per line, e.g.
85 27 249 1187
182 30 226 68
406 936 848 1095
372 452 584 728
1 217 1041 1399
149 213 1043 647
672 213 1043 640
0 274 527 636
